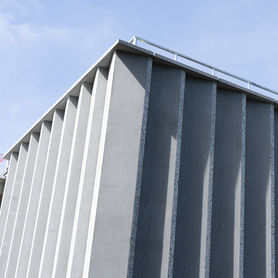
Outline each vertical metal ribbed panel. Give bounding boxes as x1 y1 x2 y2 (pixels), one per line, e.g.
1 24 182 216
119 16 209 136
1 48 278 278
131 65 185 278
172 77 216 278
38 96 78 278
27 110 64 278
0 143 28 275
5 133 40 278
244 101 275 278
15 121 52 278
67 68 108 278
209 90 246 278
52 83 93 278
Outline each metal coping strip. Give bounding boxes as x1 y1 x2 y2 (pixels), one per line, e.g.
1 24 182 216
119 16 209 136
129 36 278 98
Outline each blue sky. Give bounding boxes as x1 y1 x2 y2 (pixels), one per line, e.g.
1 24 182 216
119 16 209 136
0 0 278 156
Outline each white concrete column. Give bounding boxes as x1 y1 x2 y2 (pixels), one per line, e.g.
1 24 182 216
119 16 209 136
52 83 93 278
0 143 28 273
15 121 52 278
66 68 108 278
84 52 153 278
38 96 78 278
26 110 64 278
5 133 40 278
0 152 18 244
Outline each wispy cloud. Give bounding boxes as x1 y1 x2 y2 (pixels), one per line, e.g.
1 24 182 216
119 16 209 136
0 0 42 12
0 11 116 53
0 14 70 47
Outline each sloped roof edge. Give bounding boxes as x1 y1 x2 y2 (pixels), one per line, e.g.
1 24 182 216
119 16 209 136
3 39 276 159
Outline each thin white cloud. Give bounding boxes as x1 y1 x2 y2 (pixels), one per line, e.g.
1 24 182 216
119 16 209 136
0 0 42 12
0 12 116 52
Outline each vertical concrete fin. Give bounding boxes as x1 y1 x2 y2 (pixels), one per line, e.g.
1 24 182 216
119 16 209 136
52 82 93 278
26 110 64 278
0 143 28 276
209 90 246 278
0 152 18 244
38 96 78 278
274 109 278 278
168 71 186 278
83 52 153 278
131 65 186 278
15 121 52 278
5 132 40 278
237 94 246 278
270 104 275 278
172 77 216 278
67 68 108 278
244 100 274 278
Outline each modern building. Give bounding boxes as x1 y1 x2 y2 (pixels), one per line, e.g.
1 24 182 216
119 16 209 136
0 36 277 278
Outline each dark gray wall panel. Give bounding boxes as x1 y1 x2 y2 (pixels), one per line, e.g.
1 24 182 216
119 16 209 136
244 100 274 278
209 90 245 278
173 77 216 278
132 65 185 278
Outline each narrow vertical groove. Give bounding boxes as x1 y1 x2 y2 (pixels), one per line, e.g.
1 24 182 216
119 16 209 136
239 94 246 278
15 121 52 278
126 57 153 278
52 83 92 278
269 105 275 278
5 133 40 278
38 96 78 278
66 68 108 278
201 82 217 278
0 143 28 275
168 71 186 278
26 110 64 278
275 109 278 278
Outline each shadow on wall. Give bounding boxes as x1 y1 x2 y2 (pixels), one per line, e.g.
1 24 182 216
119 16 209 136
0 176 5 207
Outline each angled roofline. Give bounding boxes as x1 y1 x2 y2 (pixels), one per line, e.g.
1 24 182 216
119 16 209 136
131 35 278 97
3 38 277 159
3 39 153 159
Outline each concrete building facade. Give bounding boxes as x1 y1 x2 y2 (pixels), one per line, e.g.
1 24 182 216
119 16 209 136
0 38 277 278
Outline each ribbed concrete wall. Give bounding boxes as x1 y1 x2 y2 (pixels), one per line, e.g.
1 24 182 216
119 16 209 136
0 44 277 278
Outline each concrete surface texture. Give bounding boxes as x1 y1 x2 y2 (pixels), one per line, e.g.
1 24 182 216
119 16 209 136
0 40 277 278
